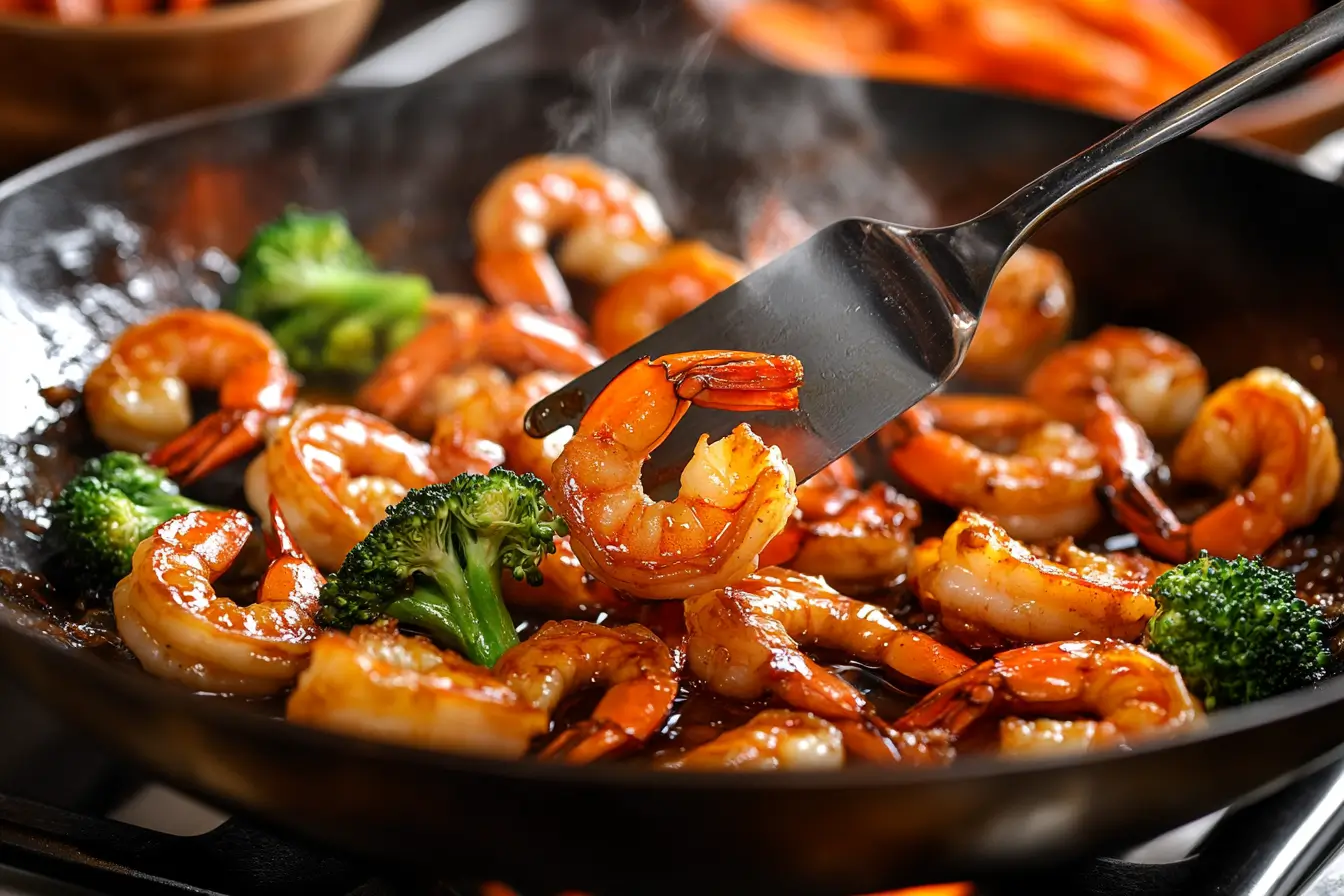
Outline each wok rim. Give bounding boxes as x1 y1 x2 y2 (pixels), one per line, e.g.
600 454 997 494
0 66 1340 794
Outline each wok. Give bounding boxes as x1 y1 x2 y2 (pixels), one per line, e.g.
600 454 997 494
2 61 1344 896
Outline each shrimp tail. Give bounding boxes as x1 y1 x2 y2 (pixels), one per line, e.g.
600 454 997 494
540 720 637 764
656 351 804 410
149 408 269 484
1086 391 1191 562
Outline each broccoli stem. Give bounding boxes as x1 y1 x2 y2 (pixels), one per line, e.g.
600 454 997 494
384 540 519 668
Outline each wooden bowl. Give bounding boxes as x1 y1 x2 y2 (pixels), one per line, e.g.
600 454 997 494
0 0 379 170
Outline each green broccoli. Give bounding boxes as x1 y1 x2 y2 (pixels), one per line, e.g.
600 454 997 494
226 208 432 377
1145 552 1332 709
318 471 567 667
47 452 207 596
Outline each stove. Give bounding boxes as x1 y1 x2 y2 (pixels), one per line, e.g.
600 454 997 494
4 1 1344 894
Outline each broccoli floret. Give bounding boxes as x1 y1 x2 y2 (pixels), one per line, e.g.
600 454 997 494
47 452 206 596
318 470 567 667
1145 553 1332 709
226 208 431 377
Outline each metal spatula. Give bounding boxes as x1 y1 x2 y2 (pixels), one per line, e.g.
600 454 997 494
525 4 1344 488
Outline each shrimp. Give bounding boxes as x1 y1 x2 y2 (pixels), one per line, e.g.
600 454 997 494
908 510 1157 650
243 405 436 571
684 568 964 764
471 155 672 313
113 498 322 696
885 394 1102 541
1024 326 1208 439
287 623 548 758
552 351 802 600
895 640 1202 753
961 245 1075 385
501 536 627 619
658 710 845 771
1112 368 1341 561
356 300 601 434
687 567 973 691
768 456 923 591
494 620 678 764
427 417 507 481
83 309 296 483
590 241 746 356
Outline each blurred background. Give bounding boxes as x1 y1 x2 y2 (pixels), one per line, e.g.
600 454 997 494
0 0 1341 176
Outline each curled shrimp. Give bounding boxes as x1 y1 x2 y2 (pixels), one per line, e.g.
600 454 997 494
243 405 436 571
471 155 672 313
895 640 1202 754
1113 368 1341 561
590 241 746 356
659 710 845 771
961 245 1074 385
113 497 322 696
494 620 678 764
766 456 922 592
552 350 802 600
357 300 601 434
287 622 548 758
83 309 296 483
885 394 1101 541
1025 325 1208 439
908 510 1158 650
685 567 965 763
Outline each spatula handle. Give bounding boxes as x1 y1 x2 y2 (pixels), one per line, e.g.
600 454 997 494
979 2 1344 257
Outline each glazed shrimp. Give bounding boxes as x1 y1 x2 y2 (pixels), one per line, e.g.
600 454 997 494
1113 368 1341 561
243 405 436 571
895 640 1202 754
1025 326 1208 439
113 498 322 696
287 623 548 758
659 710 845 771
686 566 973 692
767 456 923 592
356 301 601 434
471 155 672 312
908 510 1157 650
494 620 678 764
685 568 966 763
83 309 296 482
961 245 1075 385
552 351 802 600
885 394 1102 541
590 241 746 356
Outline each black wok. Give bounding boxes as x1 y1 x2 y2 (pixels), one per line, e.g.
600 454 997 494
2 64 1344 896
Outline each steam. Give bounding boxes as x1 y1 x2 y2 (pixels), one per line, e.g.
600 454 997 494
543 5 935 256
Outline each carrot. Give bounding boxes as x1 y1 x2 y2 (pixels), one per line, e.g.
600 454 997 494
48 0 101 22
105 0 154 16
1180 0 1313 53
1040 0 1236 81
727 1 900 72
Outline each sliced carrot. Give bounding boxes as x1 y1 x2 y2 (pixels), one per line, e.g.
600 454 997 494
49 0 101 22
105 0 153 16
1038 0 1235 81
1180 0 1313 53
727 1 899 72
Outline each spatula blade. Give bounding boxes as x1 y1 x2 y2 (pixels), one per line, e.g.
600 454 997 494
524 218 974 491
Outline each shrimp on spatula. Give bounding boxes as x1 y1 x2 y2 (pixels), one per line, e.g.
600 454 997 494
524 15 1344 486
551 350 802 600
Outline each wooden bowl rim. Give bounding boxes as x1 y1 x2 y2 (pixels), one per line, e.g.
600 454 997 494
0 0 362 39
